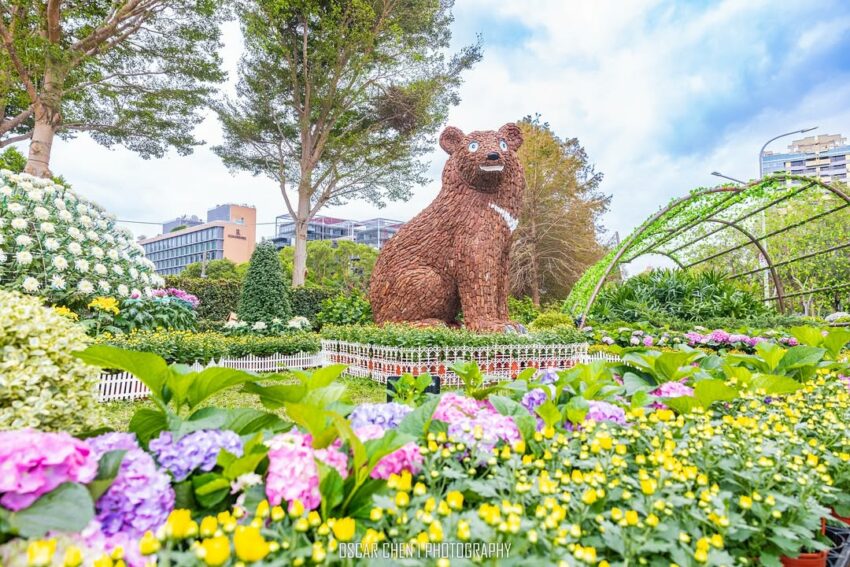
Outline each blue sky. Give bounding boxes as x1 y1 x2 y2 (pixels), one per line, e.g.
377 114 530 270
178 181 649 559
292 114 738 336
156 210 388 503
43 0 850 271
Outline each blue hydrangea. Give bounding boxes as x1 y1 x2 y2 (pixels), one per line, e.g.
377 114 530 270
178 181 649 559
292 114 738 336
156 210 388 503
348 403 412 430
149 429 244 481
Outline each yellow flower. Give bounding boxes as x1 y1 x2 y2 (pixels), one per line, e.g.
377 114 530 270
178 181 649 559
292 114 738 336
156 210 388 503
289 499 305 517
201 536 231 566
53 306 79 320
256 499 270 518
271 505 285 521
457 520 471 541
27 539 56 566
640 478 657 495
166 509 197 539
312 541 327 563
200 516 218 537
581 488 597 505
370 507 384 521
446 491 464 510
332 517 356 542
625 510 639 526
646 513 659 527
88 296 120 315
63 546 84 567
395 492 410 507
139 531 161 555
739 495 753 509
234 526 270 562
93 556 113 567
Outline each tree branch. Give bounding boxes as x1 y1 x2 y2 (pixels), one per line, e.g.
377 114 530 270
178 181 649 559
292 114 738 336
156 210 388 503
0 107 33 135
0 18 39 103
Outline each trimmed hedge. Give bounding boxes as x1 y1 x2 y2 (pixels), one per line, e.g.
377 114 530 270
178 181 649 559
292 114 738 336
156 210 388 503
320 323 585 347
96 330 321 365
291 285 336 324
239 242 291 323
165 276 242 321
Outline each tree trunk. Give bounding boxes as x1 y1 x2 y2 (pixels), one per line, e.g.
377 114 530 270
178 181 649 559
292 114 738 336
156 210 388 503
24 68 63 178
25 115 56 178
291 194 310 286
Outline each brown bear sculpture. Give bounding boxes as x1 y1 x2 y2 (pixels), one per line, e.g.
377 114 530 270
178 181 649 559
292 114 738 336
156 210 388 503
370 123 525 332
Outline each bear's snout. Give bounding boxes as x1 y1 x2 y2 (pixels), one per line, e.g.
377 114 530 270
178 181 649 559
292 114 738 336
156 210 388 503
486 152 500 161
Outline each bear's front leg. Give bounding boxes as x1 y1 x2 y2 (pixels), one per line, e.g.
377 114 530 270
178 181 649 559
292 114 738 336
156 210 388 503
457 237 514 332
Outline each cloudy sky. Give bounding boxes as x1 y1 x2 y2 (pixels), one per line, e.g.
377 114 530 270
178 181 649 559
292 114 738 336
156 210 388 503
36 0 850 270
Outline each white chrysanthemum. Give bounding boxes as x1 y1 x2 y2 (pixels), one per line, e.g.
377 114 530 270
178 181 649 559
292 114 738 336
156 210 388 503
112 265 124 276
78 279 94 294
50 274 66 290
76 203 88 214
33 206 49 220
141 273 150 284
252 321 268 331
22 277 40 293
131 288 141 297
86 230 99 241
15 234 32 247
129 267 139 279
8 203 24 214
152 275 165 287
107 249 119 261
53 197 66 209
67 242 83 255
98 280 111 292
91 246 104 258
74 259 90 273
120 251 130 261
79 215 93 227
11 217 27 230
40 221 55 234
94 263 107 275
44 237 59 251
0 185 11 197
28 189 44 202
52 256 69 271
0 249 6 263
117 284 129 297
58 209 73 222
143 286 153 297
103 233 115 244
68 227 83 240
15 251 33 265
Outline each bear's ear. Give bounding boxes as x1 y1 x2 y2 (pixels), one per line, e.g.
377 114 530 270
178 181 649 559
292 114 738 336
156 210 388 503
439 126 465 155
498 123 523 152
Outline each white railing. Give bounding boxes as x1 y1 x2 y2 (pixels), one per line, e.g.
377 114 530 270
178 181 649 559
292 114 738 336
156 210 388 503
97 351 324 402
320 340 598 386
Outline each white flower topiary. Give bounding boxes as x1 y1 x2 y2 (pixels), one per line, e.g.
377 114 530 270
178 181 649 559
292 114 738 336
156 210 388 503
0 170 164 303
0 289 102 432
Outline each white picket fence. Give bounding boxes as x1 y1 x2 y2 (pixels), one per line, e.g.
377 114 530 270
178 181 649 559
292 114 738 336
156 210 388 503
97 351 324 402
320 340 615 386
97 345 621 402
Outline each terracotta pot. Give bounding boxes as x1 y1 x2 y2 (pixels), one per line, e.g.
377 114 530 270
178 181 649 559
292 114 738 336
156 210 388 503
832 508 850 526
779 549 827 567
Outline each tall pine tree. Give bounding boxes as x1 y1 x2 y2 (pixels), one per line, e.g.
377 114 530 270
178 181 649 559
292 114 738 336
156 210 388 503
238 242 292 323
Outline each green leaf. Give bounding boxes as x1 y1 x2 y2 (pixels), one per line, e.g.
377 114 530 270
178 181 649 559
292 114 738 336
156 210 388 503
305 364 347 390
778 346 826 373
655 351 700 382
664 396 701 415
536 400 562 428
514 414 538 444
87 450 126 502
823 329 850 360
188 407 289 436
516 367 537 382
565 396 590 425
630 390 650 409
192 473 231 508
128 408 168 446
7 483 94 538
755 342 786 372
74 345 171 403
285 403 337 449
318 462 345 518
243 382 308 410
693 380 738 408
488 395 533 417
396 397 440 438
789 326 825 348
751 374 802 395
185 367 263 409
622 372 654 395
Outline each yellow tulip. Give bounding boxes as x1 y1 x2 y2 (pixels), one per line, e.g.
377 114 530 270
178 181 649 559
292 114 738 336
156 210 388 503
27 539 56 566
234 526 270 562
166 509 197 539
201 536 232 566
63 546 84 567
332 517 356 542
139 531 161 555
200 516 218 538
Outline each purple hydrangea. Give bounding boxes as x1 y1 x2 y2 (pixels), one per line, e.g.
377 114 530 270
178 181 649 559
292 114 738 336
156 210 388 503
585 401 627 426
537 368 559 385
650 380 694 409
87 432 174 538
149 429 244 481
708 329 731 343
522 388 549 414
643 336 654 347
150 287 200 308
684 331 704 346
348 402 412 430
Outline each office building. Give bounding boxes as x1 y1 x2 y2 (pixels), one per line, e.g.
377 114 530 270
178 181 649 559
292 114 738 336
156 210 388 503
162 215 203 234
761 134 849 184
270 214 404 249
140 204 256 275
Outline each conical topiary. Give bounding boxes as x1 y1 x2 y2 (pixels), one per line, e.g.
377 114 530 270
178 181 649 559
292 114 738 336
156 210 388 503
238 241 292 323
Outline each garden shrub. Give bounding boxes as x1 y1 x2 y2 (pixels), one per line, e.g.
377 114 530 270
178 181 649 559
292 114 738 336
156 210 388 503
590 268 768 323
291 285 335 324
529 311 575 330
0 289 101 432
113 296 197 333
0 170 163 306
96 330 321 364
238 242 292 323
320 323 586 347
166 276 242 321
316 292 373 326
508 295 541 325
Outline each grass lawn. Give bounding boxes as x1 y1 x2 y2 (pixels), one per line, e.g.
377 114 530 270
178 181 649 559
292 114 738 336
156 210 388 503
99 375 387 431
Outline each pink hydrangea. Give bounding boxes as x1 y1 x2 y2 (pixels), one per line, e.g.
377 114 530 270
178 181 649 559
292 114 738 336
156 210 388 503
433 393 521 454
265 431 349 511
433 392 483 422
0 429 97 511
650 380 695 409
354 425 423 480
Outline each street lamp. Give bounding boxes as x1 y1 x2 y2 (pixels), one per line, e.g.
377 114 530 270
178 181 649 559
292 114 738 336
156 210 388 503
711 171 746 185
758 127 818 178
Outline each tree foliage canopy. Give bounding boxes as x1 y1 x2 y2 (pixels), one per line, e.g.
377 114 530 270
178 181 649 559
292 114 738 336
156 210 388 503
279 240 378 293
510 115 609 305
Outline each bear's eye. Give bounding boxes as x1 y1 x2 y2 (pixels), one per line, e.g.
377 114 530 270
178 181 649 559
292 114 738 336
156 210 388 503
467 141 479 152
499 139 508 152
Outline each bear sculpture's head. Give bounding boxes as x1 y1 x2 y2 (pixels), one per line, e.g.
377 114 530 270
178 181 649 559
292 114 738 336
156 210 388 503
439 123 523 193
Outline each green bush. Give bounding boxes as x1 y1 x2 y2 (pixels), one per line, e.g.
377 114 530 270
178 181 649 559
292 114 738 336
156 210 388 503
508 296 541 325
316 292 373 326
0 290 102 432
320 323 586 347
165 276 242 321
590 268 769 324
529 311 575 331
239 242 292 323
114 296 197 332
291 285 336 324
96 330 321 364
